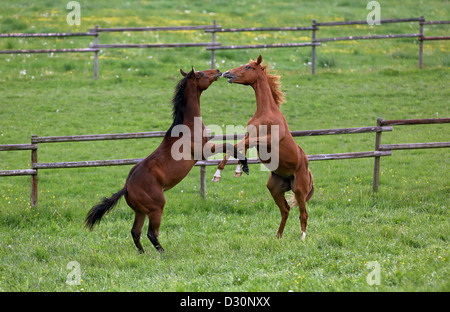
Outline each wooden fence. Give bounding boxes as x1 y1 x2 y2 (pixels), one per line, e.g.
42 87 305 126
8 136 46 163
372 117 450 191
0 17 448 77
0 31 100 76
1 117 448 208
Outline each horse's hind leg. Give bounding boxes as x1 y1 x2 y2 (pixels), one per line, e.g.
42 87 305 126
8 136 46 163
294 192 308 240
292 172 312 240
266 172 291 238
131 211 146 253
129 183 166 253
147 208 164 253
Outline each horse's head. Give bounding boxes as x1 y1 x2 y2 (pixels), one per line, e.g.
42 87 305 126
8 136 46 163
222 55 264 85
180 67 222 91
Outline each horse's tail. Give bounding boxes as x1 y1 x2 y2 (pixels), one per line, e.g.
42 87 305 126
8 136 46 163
305 169 314 202
84 188 127 231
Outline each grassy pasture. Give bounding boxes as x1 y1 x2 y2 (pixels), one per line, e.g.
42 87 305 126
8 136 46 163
0 1 449 292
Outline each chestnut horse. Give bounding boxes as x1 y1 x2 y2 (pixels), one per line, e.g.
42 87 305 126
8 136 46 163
212 55 314 240
85 68 248 253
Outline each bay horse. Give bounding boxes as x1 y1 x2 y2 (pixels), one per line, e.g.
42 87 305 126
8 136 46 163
85 67 249 253
212 55 314 240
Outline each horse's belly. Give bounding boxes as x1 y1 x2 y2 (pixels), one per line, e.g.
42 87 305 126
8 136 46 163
270 161 296 177
257 141 299 176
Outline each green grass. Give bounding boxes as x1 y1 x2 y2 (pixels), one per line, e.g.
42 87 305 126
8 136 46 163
0 1 449 292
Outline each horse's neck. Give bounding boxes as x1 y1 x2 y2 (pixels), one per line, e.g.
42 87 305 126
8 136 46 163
183 83 202 123
252 76 278 117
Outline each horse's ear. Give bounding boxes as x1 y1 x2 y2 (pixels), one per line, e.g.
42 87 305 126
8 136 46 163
256 55 262 65
180 69 187 77
190 67 203 79
188 67 197 78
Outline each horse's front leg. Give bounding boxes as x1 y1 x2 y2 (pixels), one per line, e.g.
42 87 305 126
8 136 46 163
211 135 249 182
233 138 249 178
212 149 232 182
204 141 249 182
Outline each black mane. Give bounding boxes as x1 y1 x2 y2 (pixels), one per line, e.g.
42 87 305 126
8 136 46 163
165 73 190 138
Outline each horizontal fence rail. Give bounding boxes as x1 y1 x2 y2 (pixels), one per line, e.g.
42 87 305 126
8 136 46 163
0 32 96 38
422 36 450 41
92 42 221 49
289 126 392 136
423 20 450 25
0 144 37 151
0 48 99 54
89 25 220 32
315 17 424 26
315 33 420 42
379 142 450 151
34 131 166 143
0 169 37 177
196 151 392 166
205 26 315 32
207 42 320 50
34 158 144 169
380 118 450 126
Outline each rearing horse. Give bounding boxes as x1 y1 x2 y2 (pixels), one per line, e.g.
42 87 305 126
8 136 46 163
213 55 314 240
85 68 248 253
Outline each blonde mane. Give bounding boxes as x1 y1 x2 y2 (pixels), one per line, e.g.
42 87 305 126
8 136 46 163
255 62 285 107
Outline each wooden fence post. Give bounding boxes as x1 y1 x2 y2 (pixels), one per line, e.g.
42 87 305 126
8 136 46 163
210 20 216 70
94 25 99 79
200 165 206 198
419 16 425 69
311 20 317 75
30 135 38 207
372 117 383 191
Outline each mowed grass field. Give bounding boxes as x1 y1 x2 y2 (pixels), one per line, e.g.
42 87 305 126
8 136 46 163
0 1 449 292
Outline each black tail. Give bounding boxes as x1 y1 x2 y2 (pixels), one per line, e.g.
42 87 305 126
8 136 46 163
85 188 126 231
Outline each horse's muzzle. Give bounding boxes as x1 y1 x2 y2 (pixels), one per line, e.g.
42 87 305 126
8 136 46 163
214 71 222 81
222 71 235 83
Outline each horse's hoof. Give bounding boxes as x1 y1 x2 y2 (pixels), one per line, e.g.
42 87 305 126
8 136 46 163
234 172 242 178
242 165 249 175
212 176 221 182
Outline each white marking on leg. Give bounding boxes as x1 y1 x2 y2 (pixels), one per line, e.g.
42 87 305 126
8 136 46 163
234 164 242 177
212 169 222 182
301 232 306 240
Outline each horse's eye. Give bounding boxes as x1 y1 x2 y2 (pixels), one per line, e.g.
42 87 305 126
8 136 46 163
245 65 251 70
